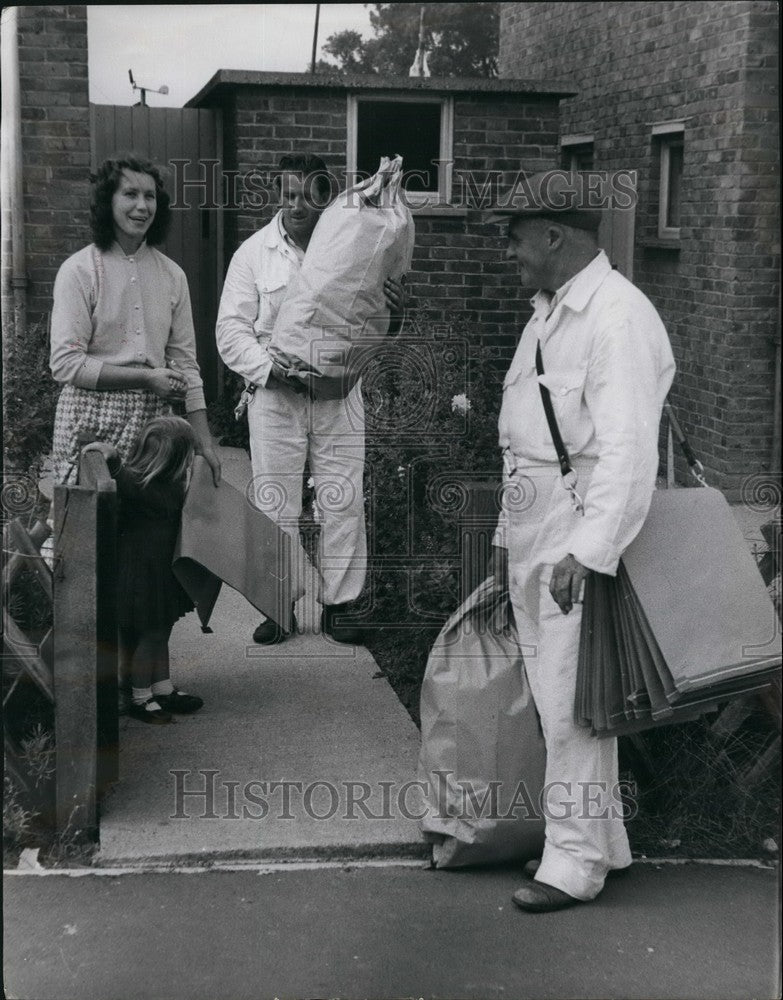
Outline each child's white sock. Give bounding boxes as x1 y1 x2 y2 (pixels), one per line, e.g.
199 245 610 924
151 679 175 697
132 686 154 707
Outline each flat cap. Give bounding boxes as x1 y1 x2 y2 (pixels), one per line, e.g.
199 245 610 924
486 170 604 232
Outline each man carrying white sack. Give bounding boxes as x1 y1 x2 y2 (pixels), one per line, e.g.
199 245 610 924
216 153 407 645
487 172 675 912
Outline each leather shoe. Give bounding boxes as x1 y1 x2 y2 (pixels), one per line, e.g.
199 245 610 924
253 609 297 645
511 880 584 913
321 604 363 645
523 858 629 880
127 699 173 726
155 689 204 714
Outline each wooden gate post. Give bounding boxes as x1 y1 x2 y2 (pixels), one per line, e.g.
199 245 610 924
53 452 117 840
79 452 119 796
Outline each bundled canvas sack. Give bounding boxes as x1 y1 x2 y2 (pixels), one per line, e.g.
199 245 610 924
418 577 547 868
268 155 415 399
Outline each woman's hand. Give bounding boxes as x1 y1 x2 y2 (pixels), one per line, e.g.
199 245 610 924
198 441 222 487
146 367 187 401
186 409 222 486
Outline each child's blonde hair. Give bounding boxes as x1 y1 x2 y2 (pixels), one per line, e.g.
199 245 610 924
125 416 198 488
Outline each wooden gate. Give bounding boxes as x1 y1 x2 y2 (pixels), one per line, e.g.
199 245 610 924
90 104 223 401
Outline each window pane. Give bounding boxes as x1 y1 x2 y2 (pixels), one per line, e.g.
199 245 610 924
666 140 683 229
561 143 594 171
357 100 441 192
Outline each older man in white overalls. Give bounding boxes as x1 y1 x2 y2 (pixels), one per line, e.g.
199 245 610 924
489 173 675 912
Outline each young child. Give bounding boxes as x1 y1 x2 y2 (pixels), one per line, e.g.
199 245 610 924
83 416 204 724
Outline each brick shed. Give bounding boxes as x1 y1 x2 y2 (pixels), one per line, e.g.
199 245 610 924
499 1 781 496
185 70 576 365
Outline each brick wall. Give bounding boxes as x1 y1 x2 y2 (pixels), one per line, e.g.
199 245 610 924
13 5 91 330
500 1 780 494
206 83 561 361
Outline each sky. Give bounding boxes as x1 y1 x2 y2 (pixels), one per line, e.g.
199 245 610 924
88 4 373 107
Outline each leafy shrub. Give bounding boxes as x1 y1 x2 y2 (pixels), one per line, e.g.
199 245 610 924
3 319 59 480
361 309 506 721
206 369 250 451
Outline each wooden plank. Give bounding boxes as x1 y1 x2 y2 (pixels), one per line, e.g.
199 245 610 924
90 105 118 167
2 612 55 703
742 735 781 787
53 483 99 839
6 519 53 602
95 477 119 793
214 107 226 398
130 104 151 157
181 109 203 364
78 450 119 793
148 105 168 166
197 107 220 401
164 108 185 265
710 696 755 738
78 449 116 492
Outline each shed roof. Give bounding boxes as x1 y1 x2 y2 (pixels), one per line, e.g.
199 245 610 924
185 70 577 107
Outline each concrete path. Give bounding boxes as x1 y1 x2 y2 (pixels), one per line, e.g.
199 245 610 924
4 862 779 1000
97 448 426 866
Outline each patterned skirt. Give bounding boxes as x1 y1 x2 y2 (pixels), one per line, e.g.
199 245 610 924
52 386 170 486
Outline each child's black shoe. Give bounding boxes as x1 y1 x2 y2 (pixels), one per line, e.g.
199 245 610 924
155 689 204 714
128 698 173 725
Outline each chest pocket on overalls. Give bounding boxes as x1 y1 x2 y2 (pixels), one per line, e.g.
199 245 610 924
257 276 288 335
537 367 588 444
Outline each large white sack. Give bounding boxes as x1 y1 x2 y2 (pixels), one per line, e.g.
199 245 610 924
269 156 415 397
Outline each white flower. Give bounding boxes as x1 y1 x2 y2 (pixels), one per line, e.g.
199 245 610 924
451 393 471 415
307 477 315 489
397 465 407 480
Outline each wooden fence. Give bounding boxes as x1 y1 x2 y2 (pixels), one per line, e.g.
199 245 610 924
2 451 118 841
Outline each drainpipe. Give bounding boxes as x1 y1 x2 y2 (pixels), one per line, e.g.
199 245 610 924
1 6 27 355
772 288 781 476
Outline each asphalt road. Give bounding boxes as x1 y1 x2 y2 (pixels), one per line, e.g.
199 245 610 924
3 861 780 1000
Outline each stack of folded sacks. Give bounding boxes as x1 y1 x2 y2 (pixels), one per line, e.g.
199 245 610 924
575 486 782 736
268 155 415 399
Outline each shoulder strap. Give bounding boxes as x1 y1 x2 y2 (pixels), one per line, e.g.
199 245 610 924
535 341 573 480
663 399 707 486
537 339 706 489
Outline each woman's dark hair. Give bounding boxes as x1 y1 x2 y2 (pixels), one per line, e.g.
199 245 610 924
89 154 172 250
275 153 334 205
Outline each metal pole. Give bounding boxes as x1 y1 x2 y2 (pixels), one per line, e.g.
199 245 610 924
310 2 321 73
1 6 27 353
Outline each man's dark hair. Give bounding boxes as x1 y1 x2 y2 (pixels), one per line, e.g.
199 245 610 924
275 153 333 204
89 154 172 250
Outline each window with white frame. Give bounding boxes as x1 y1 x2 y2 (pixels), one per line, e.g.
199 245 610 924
561 134 595 172
653 121 684 240
347 94 454 205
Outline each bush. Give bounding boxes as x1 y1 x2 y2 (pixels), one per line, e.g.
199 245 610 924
361 308 505 722
3 319 59 480
623 713 780 858
206 369 250 451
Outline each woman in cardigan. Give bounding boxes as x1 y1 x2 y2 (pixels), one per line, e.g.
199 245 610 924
49 153 220 486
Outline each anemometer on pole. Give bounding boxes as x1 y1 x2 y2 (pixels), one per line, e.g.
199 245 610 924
128 69 169 106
